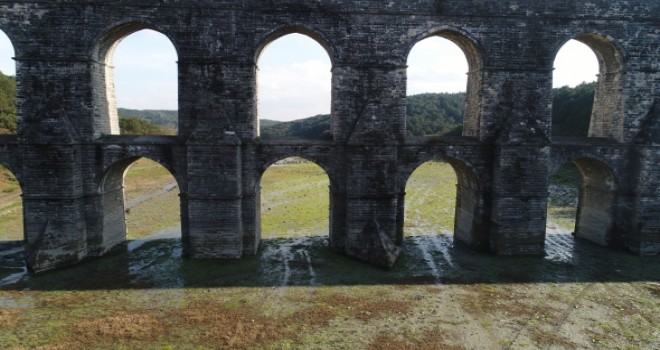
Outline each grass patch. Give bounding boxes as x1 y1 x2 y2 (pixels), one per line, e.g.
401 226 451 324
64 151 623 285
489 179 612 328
125 190 180 239
0 165 19 193
368 330 466 350
168 300 286 348
261 158 329 238
123 158 180 240
547 165 579 231
404 161 457 234
72 312 169 343
0 165 22 241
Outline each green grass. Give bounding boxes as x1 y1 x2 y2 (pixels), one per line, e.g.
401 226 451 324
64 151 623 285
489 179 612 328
547 206 577 231
0 158 580 242
0 165 20 193
0 165 22 241
123 158 180 239
404 161 457 234
260 160 460 239
260 159 329 238
124 159 178 203
548 165 580 231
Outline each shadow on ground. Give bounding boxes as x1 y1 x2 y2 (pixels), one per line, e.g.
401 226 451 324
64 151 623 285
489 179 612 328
0 232 658 291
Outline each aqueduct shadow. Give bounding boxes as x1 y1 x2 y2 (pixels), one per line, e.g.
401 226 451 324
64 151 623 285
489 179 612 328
1 233 657 291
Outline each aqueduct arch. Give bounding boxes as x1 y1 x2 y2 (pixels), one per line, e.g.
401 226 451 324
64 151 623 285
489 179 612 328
0 0 657 271
551 33 626 141
405 28 484 138
92 23 180 136
255 29 333 136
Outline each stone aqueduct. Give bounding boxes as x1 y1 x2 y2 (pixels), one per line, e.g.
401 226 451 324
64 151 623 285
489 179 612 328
0 0 658 271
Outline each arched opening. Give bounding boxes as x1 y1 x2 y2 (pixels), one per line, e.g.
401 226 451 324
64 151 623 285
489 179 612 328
256 33 332 139
546 158 617 249
546 163 580 255
96 26 178 136
573 158 617 246
97 157 180 253
403 158 481 273
406 32 481 137
260 156 329 239
123 158 180 240
0 164 25 279
404 160 457 237
552 36 623 139
258 156 329 283
0 29 16 135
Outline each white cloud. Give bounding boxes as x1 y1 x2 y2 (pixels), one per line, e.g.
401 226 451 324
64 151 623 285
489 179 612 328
0 30 15 76
112 30 178 110
407 37 469 95
553 40 598 87
257 35 332 121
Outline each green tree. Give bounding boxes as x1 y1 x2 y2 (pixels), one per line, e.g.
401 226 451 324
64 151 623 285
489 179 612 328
405 93 465 136
119 116 168 135
552 82 595 137
0 71 16 134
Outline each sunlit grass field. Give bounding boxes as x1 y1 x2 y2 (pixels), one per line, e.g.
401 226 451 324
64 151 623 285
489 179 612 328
0 159 578 242
261 159 329 238
123 160 180 239
0 165 22 241
404 161 456 234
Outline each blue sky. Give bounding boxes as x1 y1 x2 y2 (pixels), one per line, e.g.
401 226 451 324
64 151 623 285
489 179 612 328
0 30 597 121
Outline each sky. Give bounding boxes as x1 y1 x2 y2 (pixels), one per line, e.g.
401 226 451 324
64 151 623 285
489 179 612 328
0 30 598 121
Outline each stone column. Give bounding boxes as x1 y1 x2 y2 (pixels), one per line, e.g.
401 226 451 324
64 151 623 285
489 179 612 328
483 69 553 255
627 143 660 255
453 174 491 251
17 59 88 271
332 64 406 267
178 60 250 259
328 152 348 252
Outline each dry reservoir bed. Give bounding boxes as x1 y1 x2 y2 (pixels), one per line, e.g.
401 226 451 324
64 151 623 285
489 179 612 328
0 160 657 349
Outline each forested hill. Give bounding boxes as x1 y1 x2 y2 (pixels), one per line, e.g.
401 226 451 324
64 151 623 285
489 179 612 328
260 114 331 139
260 84 595 138
0 72 594 138
117 108 177 130
551 82 595 137
0 71 16 134
259 92 465 139
405 92 464 137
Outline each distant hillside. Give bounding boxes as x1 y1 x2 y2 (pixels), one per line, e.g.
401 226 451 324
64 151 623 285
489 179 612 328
259 93 466 139
0 74 596 138
260 119 282 127
119 117 174 135
117 108 178 129
261 85 596 138
261 114 331 139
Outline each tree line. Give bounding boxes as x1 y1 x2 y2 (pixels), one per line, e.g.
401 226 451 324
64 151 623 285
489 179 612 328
259 84 595 138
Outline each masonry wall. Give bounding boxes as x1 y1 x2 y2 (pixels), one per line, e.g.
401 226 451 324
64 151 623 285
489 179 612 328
0 0 657 271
